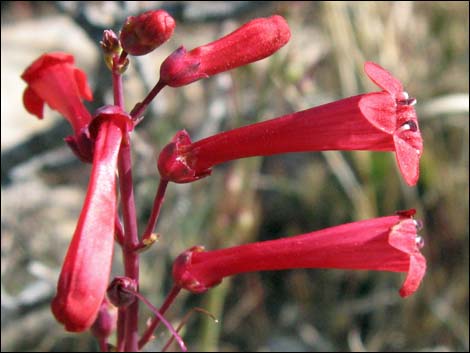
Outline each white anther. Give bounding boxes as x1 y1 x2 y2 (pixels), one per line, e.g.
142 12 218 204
401 124 411 131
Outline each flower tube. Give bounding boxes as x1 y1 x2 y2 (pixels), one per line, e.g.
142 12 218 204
21 52 94 161
51 107 133 332
173 210 426 298
158 62 422 185
159 15 290 87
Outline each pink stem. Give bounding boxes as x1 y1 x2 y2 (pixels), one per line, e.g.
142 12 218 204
112 57 125 108
112 54 140 351
114 213 125 246
127 288 186 352
98 337 108 352
118 143 140 351
138 285 182 349
161 308 217 352
130 80 166 123
116 308 126 351
141 179 169 242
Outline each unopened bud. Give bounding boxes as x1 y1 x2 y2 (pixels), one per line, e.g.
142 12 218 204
101 30 121 56
107 277 138 308
120 10 175 56
160 15 290 87
101 30 122 70
91 297 117 340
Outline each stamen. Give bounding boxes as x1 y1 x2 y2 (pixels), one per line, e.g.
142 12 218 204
406 120 418 131
397 97 417 106
415 235 425 249
413 219 424 249
413 219 423 231
401 124 411 131
398 120 418 133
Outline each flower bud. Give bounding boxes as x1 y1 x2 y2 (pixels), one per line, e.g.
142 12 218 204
101 30 123 70
107 276 138 308
120 10 175 56
91 297 117 340
101 30 121 56
160 15 290 87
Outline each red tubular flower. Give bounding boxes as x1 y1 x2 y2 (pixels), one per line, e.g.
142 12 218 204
51 107 133 332
21 52 94 162
173 210 426 298
159 15 291 87
120 10 175 56
158 62 422 186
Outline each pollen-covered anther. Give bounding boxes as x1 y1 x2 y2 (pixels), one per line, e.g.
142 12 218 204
412 219 424 249
413 219 424 231
397 92 417 106
397 120 418 133
415 235 425 249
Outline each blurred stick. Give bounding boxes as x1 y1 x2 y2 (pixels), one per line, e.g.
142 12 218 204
420 94 470 118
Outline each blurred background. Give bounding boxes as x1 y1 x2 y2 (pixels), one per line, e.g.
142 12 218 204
1 1 468 351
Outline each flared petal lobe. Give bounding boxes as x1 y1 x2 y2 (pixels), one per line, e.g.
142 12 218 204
51 109 132 332
22 52 95 162
364 61 403 98
360 62 423 185
21 52 93 135
388 214 426 297
173 211 426 297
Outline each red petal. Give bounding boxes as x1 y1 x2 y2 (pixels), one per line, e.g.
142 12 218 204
21 52 74 82
51 119 123 332
393 133 422 186
23 86 45 119
399 253 426 297
74 68 93 101
364 62 403 97
396 209 416 218
359 92 396 134
389 219 426 297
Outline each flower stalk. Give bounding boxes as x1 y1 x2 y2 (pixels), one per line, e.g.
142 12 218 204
138 285 182 349
111 58 141 351
141 179 169 244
